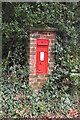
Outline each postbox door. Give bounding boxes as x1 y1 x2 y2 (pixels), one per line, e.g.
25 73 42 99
36 39 49 74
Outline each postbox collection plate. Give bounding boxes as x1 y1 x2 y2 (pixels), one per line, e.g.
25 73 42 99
36 39 49 74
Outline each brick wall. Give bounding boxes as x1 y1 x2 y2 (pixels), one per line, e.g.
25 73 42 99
28 28 56 92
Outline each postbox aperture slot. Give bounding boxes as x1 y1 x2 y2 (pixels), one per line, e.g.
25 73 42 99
38 44 48 46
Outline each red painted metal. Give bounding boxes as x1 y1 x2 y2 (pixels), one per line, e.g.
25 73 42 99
36 39 49 74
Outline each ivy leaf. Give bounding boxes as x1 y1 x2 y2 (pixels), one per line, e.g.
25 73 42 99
65 98 70 105
21 83 26 89
64 86 68 91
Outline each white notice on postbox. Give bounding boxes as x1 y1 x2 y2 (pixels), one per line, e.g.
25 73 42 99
40 52 44 61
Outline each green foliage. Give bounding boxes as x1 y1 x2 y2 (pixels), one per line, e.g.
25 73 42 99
1 64 29 117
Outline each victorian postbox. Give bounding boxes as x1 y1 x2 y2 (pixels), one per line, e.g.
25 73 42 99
36 39 49 74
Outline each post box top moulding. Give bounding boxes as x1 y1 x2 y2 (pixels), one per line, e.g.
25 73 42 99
29 26 58 32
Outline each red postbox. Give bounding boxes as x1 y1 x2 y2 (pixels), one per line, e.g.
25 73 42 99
36 39 49 74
